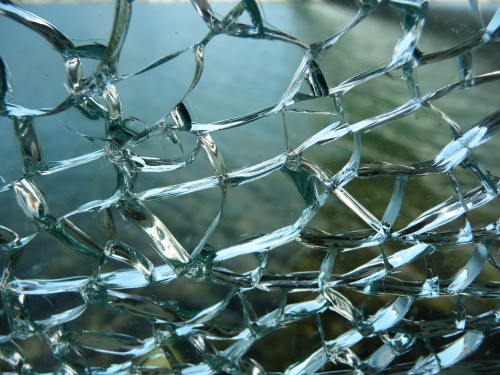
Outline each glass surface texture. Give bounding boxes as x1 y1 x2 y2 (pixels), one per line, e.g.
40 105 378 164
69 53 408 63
0 0 499 373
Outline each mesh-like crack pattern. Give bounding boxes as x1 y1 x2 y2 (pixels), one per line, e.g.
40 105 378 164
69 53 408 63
0 0 499 373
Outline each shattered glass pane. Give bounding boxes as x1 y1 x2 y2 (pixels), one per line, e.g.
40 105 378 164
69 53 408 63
1 0 499 373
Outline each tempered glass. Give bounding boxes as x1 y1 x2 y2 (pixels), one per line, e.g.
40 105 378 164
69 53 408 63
0 0 499 373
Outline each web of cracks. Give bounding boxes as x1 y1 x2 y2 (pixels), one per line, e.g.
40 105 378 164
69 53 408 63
0 0 499 374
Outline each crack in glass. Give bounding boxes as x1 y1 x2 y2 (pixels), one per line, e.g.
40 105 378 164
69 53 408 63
0 0 499 373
